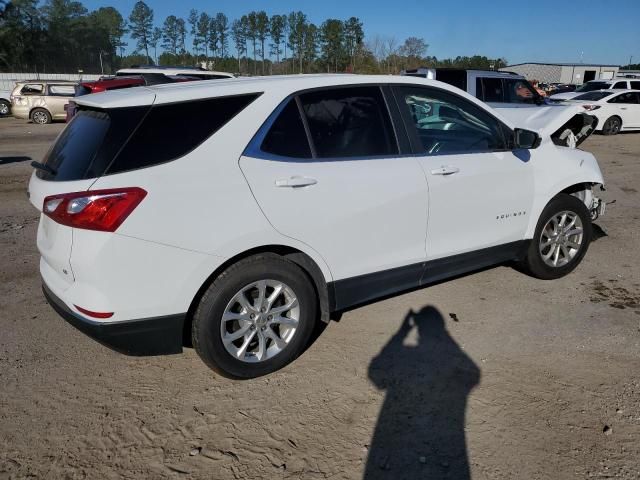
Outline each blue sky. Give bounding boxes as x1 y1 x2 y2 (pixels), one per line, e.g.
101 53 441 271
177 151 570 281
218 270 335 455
84 0 640 66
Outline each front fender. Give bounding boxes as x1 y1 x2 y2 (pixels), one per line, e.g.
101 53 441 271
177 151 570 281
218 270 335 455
525 146 604 238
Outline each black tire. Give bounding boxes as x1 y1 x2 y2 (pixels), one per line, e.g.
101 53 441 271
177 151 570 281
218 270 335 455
192 254 318 379
0 100 10 117
602 116 622 136
31 108 51 124
521 194 592 280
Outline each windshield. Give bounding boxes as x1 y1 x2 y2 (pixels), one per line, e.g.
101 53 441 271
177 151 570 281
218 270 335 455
573 91 615 101
576 82 609 92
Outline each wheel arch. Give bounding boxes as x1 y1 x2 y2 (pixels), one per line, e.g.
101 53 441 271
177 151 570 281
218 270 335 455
525 180 603 238
182 245 335 347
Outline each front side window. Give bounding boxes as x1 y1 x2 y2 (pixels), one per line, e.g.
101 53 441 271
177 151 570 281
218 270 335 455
48 84 76 96
395 86 507 155
608 92 639 104
503 79 537 104
298 86 398 158
574 91 615 101
612 81 628 89
20 84 43 95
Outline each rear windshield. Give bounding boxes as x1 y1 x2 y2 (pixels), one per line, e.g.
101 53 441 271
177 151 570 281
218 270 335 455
37 93 260 181
573 91 614 101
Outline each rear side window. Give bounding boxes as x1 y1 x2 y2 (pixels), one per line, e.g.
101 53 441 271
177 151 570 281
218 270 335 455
20 84 43 95
261 99 312 158
107 94 259 174
48 84 75 96
298 86 397 158
38 94 259 181
478 78 504 102
630 81 640 89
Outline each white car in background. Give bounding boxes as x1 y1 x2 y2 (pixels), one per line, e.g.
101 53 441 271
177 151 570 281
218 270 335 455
567 90 640 135
550 78 640 101
0 88 11 116
28 75 605 378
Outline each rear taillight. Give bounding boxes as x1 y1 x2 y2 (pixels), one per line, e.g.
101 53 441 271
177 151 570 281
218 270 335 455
43 187 147 232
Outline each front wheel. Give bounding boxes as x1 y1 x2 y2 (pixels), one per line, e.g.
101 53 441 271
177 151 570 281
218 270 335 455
521 194 592 280
192 254 318 379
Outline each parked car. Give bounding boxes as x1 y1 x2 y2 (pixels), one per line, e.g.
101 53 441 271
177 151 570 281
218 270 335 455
115 66 235 80
550 78 640 100
65 73 199 121
28 75 605 378
0 88 12 116
401 68 597 147
11 80 76 124
549 83 576 95
566 89 640 135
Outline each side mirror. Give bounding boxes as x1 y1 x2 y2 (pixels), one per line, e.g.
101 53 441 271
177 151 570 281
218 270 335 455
514 128 541 149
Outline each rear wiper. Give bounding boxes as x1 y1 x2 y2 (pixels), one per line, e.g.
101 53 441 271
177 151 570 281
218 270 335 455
31 161 57 176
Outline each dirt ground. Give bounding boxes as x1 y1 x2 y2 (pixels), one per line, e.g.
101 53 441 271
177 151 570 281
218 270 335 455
1 116 639 480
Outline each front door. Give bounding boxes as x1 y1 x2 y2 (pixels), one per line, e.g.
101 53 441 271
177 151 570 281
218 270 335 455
608 91 640 128
240 86 429 288
392 85 535 261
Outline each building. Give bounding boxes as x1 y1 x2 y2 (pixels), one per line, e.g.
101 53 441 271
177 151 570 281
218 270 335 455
500 63 620 84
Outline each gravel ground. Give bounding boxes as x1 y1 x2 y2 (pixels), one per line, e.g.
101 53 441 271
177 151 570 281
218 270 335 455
1 116 639 480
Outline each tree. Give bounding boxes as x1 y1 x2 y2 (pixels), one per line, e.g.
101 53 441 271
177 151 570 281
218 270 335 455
215 12 229 58
208 16 219 58
320 19 344 73
128 0 153 60
246 11 258 74
161 15 180 55
231 17 246 73
399 36 428 58
343 16 363 72
188 9 198 56
269 14 285 70
90 7 127 71
196 12 210 60
303 23 318 72
255 10 269 74
149 26 161 64
287 11 307 74
176 17 186 61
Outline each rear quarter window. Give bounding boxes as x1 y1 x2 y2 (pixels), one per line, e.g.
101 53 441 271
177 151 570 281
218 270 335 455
38 94 260 181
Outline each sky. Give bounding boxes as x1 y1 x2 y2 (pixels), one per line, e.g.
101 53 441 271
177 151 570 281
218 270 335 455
83 0 640 66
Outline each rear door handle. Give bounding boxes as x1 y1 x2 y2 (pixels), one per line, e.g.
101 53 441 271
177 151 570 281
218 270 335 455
275 176 318 188
430 166 460 176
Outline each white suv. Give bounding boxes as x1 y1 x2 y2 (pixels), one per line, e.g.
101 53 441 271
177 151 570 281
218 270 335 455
29 75 605 378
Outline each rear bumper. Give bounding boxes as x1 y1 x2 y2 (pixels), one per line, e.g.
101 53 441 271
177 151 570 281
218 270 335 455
42 281 185 356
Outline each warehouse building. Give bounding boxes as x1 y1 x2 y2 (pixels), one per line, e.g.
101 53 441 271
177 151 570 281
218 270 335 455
500 63 620 84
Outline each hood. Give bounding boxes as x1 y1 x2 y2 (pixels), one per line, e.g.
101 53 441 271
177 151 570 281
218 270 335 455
549 92 581 100
495 104 597 148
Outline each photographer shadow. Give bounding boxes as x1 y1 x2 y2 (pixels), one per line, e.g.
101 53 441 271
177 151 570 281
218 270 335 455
365 306 480 479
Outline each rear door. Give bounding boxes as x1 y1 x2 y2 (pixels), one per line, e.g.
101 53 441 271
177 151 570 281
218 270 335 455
45 84 76 119
392 84 534 261
607 92 640 128
239 85 429 288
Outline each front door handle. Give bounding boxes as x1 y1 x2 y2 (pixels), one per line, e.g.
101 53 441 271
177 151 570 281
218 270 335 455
620 107 628 110
275 176 318 188
430 166 460 176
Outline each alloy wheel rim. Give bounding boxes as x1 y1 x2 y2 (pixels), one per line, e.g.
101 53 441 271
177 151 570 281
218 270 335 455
33 112 47 124
608 119 620 134
220 280 300 363
539 210 584 268
0 104 8 115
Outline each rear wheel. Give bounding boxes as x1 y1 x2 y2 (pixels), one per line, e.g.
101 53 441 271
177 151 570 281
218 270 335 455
602 116 622 135
31 108 51 125
0 100 10 116
192 254 317 378
521 194 592 280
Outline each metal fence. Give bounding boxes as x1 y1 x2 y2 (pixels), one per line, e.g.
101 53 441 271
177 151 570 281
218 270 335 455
0 72 101 93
